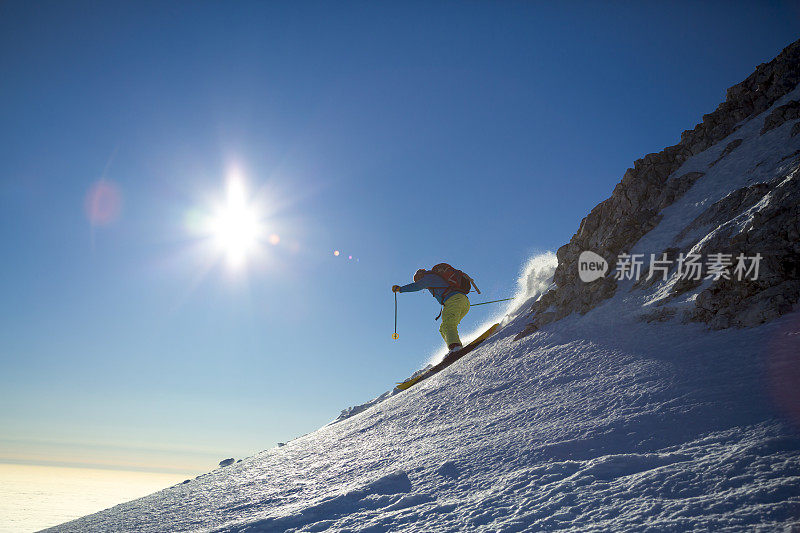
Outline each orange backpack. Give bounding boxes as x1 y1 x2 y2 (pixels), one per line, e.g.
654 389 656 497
430 263 480 296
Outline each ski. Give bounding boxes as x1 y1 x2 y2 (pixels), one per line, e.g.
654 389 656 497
395 323 500 391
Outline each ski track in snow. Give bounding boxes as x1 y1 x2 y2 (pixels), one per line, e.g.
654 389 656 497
44 90 800 532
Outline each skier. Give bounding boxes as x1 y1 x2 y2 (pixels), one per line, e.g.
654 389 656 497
392 264 477 353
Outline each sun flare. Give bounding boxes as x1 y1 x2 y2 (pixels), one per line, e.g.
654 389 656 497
205 176 264 269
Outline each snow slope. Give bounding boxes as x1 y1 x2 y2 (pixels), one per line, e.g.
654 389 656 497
45 303 800 532
46 82 800 533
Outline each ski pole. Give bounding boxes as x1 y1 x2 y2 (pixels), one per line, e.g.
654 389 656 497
469 297 515 307
392 292 399 339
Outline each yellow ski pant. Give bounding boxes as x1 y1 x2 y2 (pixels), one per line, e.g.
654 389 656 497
439 293 470 347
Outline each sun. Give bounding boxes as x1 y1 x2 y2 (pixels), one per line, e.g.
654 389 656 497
205 176 264 269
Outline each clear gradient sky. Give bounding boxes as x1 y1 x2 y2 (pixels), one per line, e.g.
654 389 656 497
1 1 798 474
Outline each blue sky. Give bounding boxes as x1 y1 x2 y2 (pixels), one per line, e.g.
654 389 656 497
1 1 798 473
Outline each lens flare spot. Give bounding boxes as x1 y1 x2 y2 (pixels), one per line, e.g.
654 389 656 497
334 250 340 256
84 181 122 225
269 234 280 245
768 314 800 429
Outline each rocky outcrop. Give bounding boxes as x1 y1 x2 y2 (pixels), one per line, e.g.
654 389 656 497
517 39 800 338
709 138 744 167
672 183 771 246
688 169 800 328
761 100 800 133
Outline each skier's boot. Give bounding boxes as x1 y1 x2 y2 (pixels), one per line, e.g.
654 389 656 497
447 343 463 355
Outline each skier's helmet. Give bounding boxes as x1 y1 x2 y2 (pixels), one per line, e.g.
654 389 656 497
413 269 426 282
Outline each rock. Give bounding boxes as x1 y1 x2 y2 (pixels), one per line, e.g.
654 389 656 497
682 170 800 328
638 307 677 323
364 471 412 495
709 138 744 167
657 172 705 209
671 277 701 297
672 183 770 246
761 100 800 133
218 458 235 467
436 461 461 479
517 38 800 338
